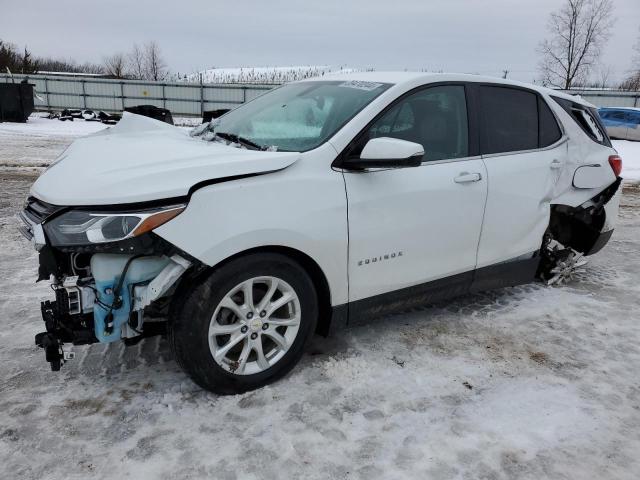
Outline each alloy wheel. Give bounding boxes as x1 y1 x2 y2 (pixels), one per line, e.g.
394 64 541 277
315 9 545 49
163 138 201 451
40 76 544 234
208 276 302 375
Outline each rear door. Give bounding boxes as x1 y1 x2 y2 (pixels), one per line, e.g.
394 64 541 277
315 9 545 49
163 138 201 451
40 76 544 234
472 85 565 284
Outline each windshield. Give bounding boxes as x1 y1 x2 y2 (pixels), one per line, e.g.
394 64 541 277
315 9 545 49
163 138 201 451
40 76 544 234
191 80 391 152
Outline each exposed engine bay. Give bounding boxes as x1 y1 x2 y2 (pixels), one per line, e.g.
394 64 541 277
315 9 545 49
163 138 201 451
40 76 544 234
18 197 194 371
35 251 190 371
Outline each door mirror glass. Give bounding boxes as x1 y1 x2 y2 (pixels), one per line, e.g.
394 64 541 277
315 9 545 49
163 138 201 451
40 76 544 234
345 137 424 169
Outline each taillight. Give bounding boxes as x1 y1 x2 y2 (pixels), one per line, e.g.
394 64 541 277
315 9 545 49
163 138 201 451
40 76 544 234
608 155 622 177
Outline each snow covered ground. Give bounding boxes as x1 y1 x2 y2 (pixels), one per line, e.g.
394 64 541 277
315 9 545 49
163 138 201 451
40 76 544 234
0 115 199 173
0 115 108 171
1 117 640 479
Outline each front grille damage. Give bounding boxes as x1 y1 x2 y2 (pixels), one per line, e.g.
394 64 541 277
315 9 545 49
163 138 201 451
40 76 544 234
36 287 97 371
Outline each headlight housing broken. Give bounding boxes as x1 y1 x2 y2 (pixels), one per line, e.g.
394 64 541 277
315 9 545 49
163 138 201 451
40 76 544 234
43 205 186 246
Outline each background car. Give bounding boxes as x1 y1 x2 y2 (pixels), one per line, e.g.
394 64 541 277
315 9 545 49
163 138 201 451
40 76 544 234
598 107 640 141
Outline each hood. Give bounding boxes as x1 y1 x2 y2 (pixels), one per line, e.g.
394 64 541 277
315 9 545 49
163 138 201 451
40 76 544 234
31 113 299 206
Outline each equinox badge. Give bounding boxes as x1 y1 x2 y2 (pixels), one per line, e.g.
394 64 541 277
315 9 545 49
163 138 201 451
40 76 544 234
358 251 403 266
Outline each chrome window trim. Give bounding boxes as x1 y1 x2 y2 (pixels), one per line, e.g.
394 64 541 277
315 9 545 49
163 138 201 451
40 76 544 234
480 136 568 160
419 154 483 166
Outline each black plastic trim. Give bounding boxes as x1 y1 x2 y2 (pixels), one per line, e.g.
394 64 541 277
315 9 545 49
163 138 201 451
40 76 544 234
346 271 473 326
329 256 541 330
586 229 614 256
470 256 540 293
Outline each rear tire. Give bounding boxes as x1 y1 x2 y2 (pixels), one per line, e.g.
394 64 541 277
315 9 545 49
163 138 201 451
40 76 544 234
170 253 318 394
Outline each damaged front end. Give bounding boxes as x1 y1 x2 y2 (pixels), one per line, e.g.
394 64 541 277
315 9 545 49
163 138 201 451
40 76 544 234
18 197 194 371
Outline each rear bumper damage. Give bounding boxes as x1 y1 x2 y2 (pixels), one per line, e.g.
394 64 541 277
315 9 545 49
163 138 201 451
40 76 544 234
549 177 622 256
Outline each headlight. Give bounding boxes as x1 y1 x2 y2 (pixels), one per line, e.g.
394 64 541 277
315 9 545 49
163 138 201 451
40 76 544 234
43 205 186 246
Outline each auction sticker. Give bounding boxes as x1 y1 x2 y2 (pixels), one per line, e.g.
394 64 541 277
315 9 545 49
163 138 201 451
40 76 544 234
338 81 383 91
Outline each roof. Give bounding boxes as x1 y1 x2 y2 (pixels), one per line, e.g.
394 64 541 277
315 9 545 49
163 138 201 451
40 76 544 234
299 71 596 107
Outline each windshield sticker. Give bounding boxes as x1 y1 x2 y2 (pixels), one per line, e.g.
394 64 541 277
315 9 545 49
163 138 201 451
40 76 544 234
338 81 383 91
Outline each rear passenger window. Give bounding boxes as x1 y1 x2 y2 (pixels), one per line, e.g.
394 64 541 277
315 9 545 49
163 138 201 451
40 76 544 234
538 97 562 147
479 86 538 154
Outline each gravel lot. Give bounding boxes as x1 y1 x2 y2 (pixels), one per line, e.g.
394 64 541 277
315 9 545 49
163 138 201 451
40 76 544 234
1 119 639 479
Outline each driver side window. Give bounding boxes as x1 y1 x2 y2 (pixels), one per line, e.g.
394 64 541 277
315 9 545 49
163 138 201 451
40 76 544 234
360 85 469 162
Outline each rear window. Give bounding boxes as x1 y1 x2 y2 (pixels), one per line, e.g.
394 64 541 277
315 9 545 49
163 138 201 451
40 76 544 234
552 96 611 147
479 86 538 154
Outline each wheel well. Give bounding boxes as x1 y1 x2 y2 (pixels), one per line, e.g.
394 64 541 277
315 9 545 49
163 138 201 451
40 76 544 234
203 246 334 336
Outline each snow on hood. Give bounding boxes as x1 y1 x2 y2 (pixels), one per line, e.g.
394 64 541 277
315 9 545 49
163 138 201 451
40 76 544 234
30 113 299 206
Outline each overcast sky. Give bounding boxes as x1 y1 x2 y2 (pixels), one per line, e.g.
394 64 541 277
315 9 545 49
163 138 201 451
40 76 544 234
1 0 638 82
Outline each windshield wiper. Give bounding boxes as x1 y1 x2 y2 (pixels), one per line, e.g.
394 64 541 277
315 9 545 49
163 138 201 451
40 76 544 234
214 132 264 150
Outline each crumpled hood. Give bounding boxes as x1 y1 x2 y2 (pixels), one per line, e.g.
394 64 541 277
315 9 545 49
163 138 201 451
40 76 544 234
31 113 299 206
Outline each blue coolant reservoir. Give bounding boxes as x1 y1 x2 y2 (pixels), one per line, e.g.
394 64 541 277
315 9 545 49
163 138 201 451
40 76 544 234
90 254 170 343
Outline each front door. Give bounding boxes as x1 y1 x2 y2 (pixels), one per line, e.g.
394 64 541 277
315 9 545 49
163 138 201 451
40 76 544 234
341 85 488 313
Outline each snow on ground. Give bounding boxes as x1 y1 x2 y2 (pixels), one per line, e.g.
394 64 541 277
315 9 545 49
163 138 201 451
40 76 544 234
613 139 640 181
181 66 357 84
0 115 108 170
1 118 640 479
0 115 200 173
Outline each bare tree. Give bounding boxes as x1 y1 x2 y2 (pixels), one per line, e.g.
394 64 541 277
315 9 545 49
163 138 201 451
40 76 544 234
538 0 615 89
103 53 127 78
595 63 612 88
36 57 103 74
125 42 167 80
624 29 640 90
143 41 167 81
127 43 145 80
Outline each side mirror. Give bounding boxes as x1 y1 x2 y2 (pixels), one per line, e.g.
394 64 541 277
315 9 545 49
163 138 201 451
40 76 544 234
343 137 424 169
573 164 609 189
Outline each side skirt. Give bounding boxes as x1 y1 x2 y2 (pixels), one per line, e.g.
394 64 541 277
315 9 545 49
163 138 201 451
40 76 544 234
346 271 473 327
330 256 541 329
470 256 540 293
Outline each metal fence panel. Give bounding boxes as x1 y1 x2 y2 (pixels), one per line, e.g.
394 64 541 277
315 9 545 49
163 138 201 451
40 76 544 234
560 90 640 108
0 73 277 117
3 74 638 117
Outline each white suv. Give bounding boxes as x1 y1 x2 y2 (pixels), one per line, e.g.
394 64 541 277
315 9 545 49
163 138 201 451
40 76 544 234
19 73 622 394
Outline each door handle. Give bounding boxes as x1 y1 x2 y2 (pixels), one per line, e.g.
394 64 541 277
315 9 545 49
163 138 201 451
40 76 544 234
454 172 482 183
550 159 563 170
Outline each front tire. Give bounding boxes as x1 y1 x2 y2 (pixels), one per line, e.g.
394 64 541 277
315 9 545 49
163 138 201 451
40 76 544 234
170 253 318 394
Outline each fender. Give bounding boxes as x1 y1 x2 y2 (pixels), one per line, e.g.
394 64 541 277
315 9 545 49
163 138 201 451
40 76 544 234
154 145 349 306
